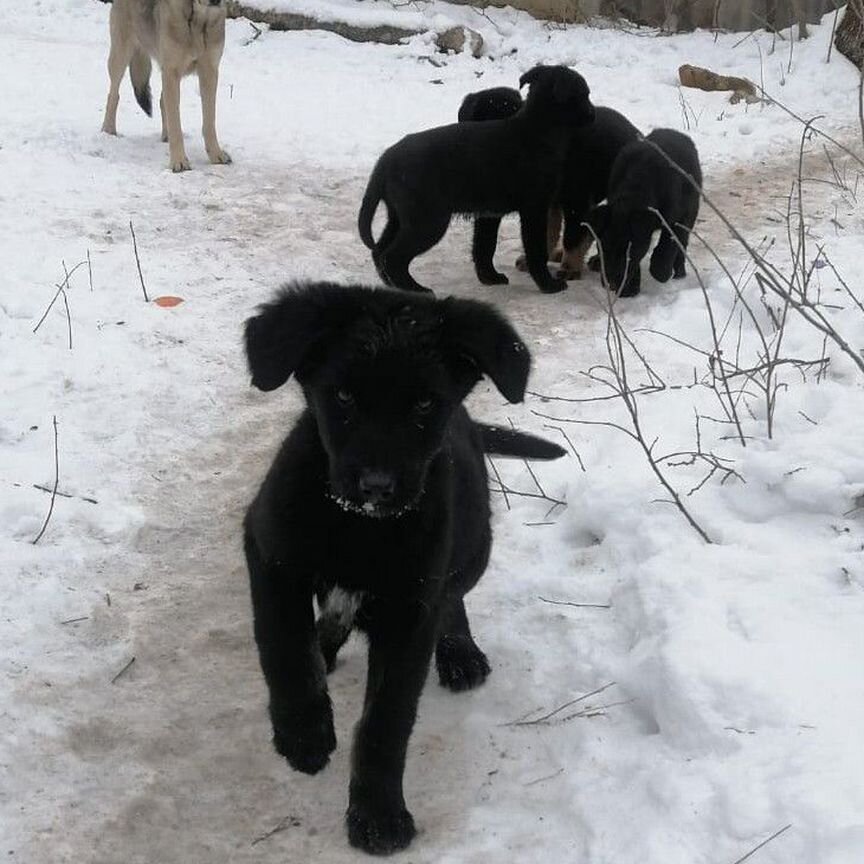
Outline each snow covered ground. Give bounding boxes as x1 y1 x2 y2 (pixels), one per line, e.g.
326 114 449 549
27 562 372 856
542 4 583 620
2 1 863 862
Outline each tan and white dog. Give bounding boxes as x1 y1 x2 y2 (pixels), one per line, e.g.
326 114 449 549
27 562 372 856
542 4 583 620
101 0 231 172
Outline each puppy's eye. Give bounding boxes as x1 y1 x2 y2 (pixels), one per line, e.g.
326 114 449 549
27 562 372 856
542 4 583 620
335 389 354 406
415 397 434 415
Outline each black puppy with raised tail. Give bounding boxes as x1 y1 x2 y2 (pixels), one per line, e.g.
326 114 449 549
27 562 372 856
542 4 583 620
358 65 594 294
243 282 565 855
589 128 702 297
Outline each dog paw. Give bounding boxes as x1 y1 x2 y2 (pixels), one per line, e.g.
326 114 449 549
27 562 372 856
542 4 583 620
101 124 117 136
672 265 686 280
170 156 192 173
436 635 491 692
556 266 582 281
539 277 568 294
550 246 564 263
271 699 336 775
514 254 529 272
347 804 416 855
476 269 509 286
649 260 673 283
208 148 232 165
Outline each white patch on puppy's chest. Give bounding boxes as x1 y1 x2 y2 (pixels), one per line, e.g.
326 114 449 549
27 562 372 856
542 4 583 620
323 587 364 627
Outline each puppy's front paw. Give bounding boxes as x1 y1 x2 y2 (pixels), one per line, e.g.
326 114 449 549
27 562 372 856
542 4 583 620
271 698 336 775
347 804 416 855
436 635 491 692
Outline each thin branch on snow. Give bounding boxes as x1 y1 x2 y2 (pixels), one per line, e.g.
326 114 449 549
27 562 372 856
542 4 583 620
129 220 150 302
502 682 617 727
110 656 136 684
251 815 302 846
537 596 610 609
523 768 565 787
32 483 98 504
31 415 59 545
32 259 87 335
729 823 793 864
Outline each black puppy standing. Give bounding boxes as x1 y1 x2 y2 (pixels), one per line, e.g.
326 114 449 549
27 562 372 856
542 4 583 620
589 128 702 297
358 65 595 295
243 282 565 854
459 88 639 284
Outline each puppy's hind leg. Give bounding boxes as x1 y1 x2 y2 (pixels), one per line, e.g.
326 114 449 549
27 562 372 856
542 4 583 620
376 211 450 293
648 227 677 283
436 597 490 692
672 222 693 279
472 217 508 285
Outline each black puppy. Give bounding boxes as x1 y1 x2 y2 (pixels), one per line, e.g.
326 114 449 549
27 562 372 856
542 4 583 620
457 85 523 123
243 282 565 855
588 128 702 297
358 65 595 295
456 86 526 287
461 91 639 284
555 106 640 279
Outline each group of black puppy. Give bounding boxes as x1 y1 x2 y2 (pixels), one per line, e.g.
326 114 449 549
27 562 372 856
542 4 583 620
360 64 702 297
241 64 704 857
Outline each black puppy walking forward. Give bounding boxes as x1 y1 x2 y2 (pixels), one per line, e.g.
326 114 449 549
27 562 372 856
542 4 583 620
243 282 565 854
589 128 702 297
358 65 594 294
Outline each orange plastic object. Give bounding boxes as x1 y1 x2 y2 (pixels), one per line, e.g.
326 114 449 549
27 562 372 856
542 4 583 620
153 295 184 307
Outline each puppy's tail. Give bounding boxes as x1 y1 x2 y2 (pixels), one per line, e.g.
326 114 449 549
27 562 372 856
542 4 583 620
130 49 153 117
478 424 566 461
358 163 384 250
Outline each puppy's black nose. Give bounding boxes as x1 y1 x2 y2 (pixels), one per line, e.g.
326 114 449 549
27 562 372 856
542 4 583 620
358 470 396 505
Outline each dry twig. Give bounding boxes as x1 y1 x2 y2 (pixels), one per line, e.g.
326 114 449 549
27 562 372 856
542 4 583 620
32 416 59 545
129 221 150 302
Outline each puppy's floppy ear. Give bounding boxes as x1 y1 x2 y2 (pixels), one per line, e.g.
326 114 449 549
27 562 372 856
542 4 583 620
244 282 369 391
441 298 530 403
518 65 547 90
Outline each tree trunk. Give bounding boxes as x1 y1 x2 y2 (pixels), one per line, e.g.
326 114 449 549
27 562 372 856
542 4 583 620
836 0 864 69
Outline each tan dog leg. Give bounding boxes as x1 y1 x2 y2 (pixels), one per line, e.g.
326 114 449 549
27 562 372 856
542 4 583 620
160 93 168 143
101 18 133 135
557 234 593 281
547 207 563 262
160 65 190 172
198 57 231 165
